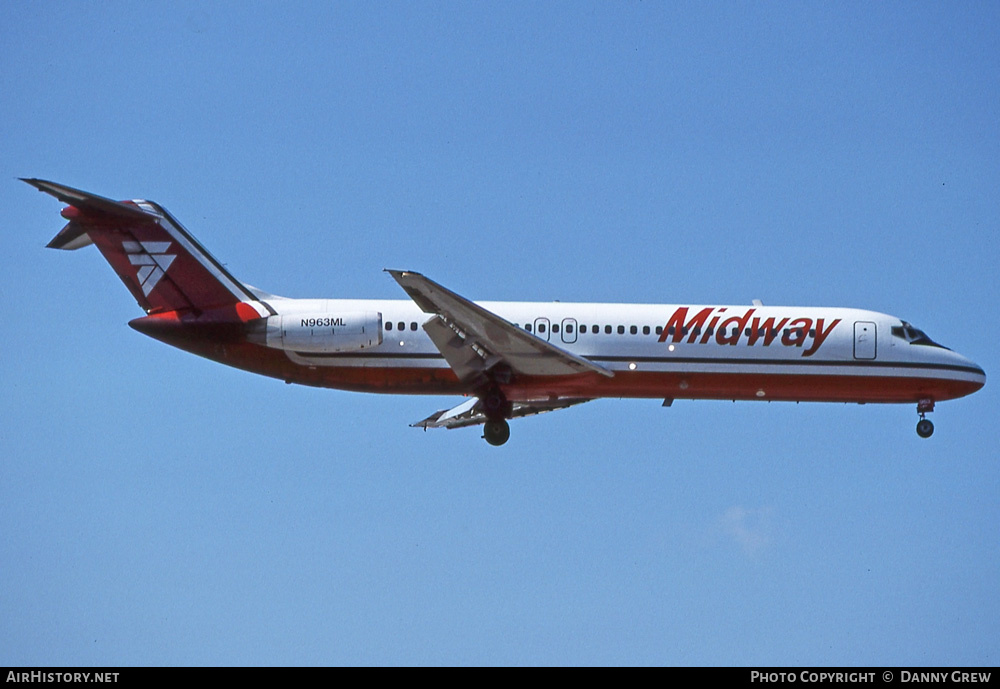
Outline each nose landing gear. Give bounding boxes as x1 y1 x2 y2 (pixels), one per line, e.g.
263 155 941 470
916 398 935 438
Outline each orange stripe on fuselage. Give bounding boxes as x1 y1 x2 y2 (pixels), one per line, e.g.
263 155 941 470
163 338 983 404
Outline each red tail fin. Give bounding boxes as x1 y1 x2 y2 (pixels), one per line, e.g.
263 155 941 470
25 179 258 314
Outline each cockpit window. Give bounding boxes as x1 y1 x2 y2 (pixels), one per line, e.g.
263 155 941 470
891 321 949 349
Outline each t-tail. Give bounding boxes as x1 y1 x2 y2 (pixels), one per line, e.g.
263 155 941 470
25 178 263 315
25 178 272 348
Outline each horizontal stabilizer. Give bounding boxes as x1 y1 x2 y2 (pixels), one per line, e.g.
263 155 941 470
22 178 154 222
26 178 263 314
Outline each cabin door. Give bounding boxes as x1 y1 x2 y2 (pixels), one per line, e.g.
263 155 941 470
853 321 877 360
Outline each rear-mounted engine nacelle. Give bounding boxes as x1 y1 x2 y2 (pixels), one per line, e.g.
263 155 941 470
265 311 382 353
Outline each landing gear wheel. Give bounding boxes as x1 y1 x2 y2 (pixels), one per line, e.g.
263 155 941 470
915 398 935 439
483 419 511 446
916 418 934 439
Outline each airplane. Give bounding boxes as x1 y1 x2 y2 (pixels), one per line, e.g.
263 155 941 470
24 178 985 446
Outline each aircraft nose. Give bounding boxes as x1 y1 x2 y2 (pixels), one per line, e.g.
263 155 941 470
970 360 986 386
955 351 986 392
923 345 986 401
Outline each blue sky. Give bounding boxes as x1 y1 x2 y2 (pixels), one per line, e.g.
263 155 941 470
2 2 998 666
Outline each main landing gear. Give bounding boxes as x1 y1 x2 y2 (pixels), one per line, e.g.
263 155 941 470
916 398 935 439
483 419 511 446
481 387 512 446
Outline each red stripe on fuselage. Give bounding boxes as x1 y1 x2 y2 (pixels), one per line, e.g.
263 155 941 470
157 335 982 404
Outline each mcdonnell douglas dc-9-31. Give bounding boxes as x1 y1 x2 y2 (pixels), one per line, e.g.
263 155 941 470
25 179 985 446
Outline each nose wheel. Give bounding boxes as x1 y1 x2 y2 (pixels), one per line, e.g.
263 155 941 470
916 418 934 438
916 398 935 438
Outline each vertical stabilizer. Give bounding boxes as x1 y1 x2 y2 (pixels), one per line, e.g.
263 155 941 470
25 178 259 314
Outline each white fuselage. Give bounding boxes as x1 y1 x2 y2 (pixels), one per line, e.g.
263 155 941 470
257 296 984 404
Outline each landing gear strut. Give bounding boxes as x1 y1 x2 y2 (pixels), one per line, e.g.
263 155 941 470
480 386 512 446
916 398 935 439
482 388 510 419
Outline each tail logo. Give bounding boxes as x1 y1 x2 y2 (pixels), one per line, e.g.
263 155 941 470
123 241 176 296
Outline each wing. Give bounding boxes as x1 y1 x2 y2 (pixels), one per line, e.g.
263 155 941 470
413 397 592 429
386 270 613 381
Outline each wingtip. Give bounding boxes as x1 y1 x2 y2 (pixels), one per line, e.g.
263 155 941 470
385 269 421 280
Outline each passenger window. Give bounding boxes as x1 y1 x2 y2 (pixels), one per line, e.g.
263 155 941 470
538 323 546 333
630 325 637 335
386 322 393 331
655 326 663 335
566 324 574 334
397 322 405 331
605 325 612 334
552 324 560 334
525 324 532 333
593 325 599 334
617 325 625 335
410 322 417 331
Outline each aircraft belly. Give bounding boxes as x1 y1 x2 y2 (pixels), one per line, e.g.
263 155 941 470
500 369 982 404
171 335 978 402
